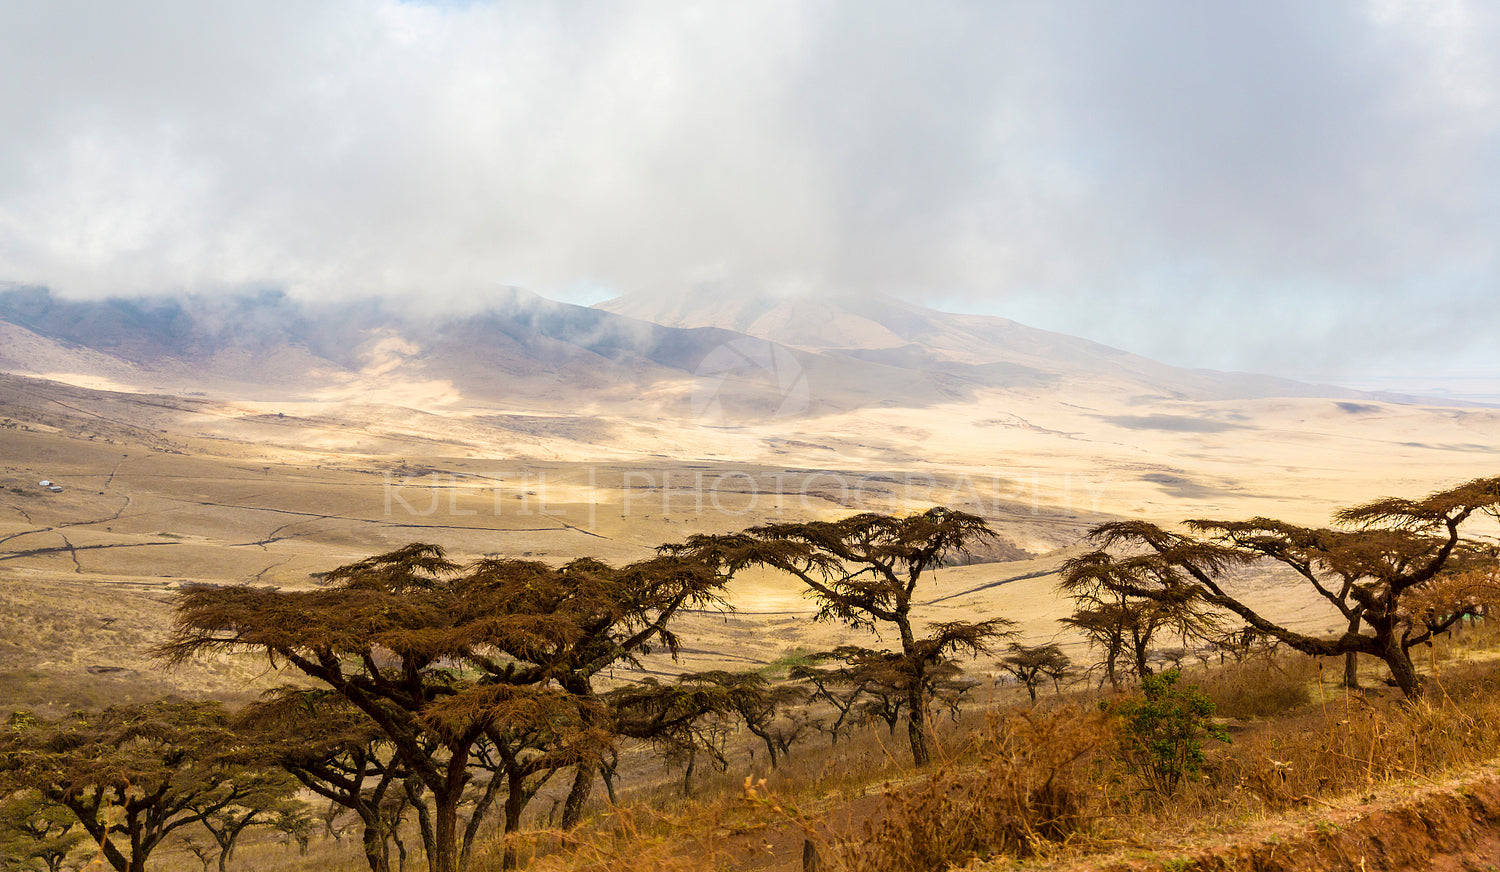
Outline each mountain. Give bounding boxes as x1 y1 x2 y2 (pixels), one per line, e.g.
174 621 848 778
3 284 1497 529
0 285 1405 422
0 286 763 404
595 290 1383 403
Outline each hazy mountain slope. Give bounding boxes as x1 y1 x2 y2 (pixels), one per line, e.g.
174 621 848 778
595 291 1382 402
0 287 764 406
0 284 1418 424
0 287 1026 414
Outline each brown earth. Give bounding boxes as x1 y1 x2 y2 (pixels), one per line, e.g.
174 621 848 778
1010 772 1500 872
690 770 1500 872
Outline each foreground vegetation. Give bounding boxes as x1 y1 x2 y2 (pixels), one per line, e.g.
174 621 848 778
493 628 1500 872
3 478 1499 872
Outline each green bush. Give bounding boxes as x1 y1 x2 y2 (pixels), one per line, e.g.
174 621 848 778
1110 670 1229 797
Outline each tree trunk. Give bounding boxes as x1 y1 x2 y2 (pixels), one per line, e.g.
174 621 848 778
1383 644 1423 700
906 685 929 766
1342 615 1363 688
602 761 619 805
432 798 460 872
1132 632 1152 678
359 812 393 872
559 679 601 829
759 733 780 769
405 783 434 872
681 749 697 797
559 763 594 829
501 769 526 871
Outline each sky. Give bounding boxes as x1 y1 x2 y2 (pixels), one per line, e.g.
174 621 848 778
1 1 1496 390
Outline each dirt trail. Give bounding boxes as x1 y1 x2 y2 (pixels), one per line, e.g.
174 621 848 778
703 766 1500 872
1030 773 1500 872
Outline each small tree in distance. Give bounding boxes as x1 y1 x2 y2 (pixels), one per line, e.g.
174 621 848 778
998 643 1074 703
1059 560 1223 688
0 790 87 872
789 649 876 745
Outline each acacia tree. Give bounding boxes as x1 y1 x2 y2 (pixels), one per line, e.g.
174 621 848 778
673 508 1012 765
1059 564 1222 688
997 643 1074 703
675 671 809 769
0 702 287 872
186 770 304 872
159 542 728 872
607 676 747 796
463 553 731 829
789 651 873 745
1064 476 1500 700
239 690 412 872
0 791 87 872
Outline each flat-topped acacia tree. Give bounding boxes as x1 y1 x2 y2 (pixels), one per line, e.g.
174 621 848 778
158 542 728 872
236 690 412 872
1063 476 1500 699
1059 556 1224 688
998 642 1074 702
670 507 1012 765
0 701 294 872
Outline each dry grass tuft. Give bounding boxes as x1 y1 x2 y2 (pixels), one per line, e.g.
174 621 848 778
1196 652 1316 720
473 800 740 872
803 705 1108 872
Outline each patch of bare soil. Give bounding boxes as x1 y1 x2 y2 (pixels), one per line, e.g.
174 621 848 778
1070 774 1500 872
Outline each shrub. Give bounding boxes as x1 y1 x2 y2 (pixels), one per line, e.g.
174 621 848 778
1110 670 1229 798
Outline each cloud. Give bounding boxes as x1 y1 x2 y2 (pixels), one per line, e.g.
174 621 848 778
0 1 1496 379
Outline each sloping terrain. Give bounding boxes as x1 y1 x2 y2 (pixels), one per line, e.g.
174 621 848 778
595 290 1418 402
2 284 1497 718
5 285 1496 528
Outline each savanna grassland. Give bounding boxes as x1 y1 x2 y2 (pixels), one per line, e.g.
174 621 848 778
3 339 1500 872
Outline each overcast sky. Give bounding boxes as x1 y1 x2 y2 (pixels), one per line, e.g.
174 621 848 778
1 1 1496 388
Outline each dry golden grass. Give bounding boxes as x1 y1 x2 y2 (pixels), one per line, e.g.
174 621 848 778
485 630 1500 872
7 382 1500 871
1194 652 1317 720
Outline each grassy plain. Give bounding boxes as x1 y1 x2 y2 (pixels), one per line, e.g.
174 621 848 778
1 367 1499 870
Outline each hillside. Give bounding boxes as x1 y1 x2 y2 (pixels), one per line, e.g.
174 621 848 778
595 290 1405 402
6 285 1495 528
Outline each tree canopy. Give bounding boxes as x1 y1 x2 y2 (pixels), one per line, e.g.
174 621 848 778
671 507 1012 764
1062 476 1500 699
0 701 291 872
157 542 730 872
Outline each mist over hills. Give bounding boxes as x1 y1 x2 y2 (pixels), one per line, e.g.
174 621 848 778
2 282 1498 555
595 290 1392 404
0 285 1395 413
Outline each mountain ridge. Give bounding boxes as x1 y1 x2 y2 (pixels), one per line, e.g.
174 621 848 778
0 285 1432 413
594 289 1414 405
